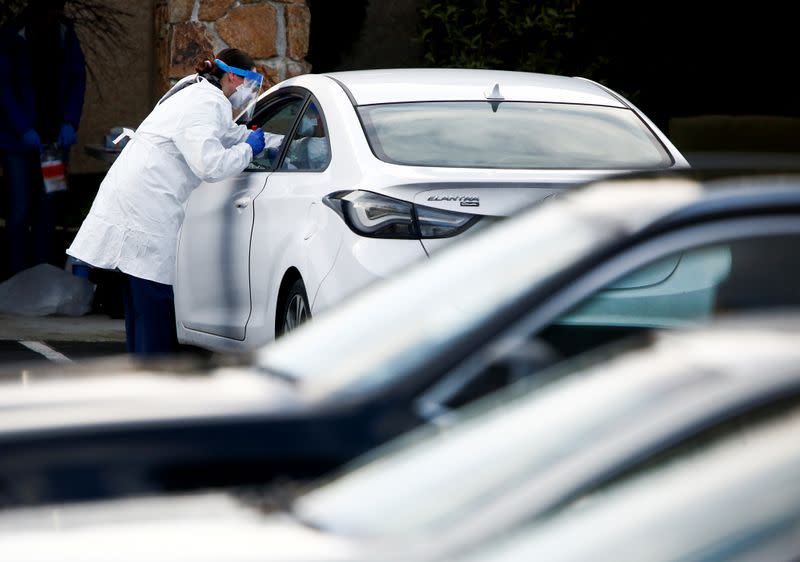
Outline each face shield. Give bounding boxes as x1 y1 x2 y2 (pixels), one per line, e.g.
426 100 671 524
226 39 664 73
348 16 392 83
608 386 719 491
215 59 264 122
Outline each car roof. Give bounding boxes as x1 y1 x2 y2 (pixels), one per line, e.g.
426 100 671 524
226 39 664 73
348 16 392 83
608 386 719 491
319 68 625 107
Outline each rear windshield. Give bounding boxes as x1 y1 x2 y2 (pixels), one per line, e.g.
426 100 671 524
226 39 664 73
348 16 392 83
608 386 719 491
357 101 673 169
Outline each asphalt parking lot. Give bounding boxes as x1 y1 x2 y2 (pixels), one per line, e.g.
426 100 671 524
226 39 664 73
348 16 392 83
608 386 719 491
0 313 127 365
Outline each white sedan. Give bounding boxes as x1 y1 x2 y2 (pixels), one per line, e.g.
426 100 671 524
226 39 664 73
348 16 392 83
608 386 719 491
175 68 688 352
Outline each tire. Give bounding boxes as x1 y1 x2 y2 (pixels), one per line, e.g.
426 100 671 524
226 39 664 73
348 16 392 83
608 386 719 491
277 278 311 337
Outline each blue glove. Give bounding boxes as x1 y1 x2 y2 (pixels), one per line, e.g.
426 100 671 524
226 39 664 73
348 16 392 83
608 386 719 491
245 127 266 156
21 129 41 150
58 123 77 147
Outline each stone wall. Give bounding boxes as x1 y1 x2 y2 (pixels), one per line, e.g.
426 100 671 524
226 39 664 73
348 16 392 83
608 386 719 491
154 0 311 97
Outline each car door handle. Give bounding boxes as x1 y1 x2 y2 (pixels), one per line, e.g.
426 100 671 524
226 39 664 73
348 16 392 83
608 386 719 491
234 197 252 209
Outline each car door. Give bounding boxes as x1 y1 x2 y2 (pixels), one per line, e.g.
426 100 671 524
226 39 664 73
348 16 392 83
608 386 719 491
247 96 341 341
176 93 307 340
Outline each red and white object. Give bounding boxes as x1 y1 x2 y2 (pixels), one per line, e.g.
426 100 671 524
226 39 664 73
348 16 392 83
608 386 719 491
41 145 67 194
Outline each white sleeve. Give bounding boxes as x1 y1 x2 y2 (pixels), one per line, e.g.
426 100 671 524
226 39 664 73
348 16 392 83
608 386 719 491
220 122 251 148
173 98 252 183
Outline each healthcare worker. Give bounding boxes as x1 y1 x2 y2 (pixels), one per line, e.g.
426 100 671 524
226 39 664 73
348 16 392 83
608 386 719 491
67 48 266 356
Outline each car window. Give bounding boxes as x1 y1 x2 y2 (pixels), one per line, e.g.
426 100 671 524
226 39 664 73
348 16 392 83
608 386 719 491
559 244 733 329
357 101 673 169
280 100 331 171
246 96 306 170
443 232 800 410
555 233 800 334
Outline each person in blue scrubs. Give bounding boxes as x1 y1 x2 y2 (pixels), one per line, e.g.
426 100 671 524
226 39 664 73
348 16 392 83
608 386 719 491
0 0 86 279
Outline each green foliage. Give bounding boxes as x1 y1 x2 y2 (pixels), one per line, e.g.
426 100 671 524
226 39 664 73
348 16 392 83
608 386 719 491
417 0 616 90
418 0 579 74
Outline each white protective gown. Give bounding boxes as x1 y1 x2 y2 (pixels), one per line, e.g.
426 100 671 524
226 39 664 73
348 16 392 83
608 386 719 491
67 77 252 285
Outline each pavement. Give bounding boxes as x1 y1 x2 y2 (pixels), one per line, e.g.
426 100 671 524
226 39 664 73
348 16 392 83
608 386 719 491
0 313 125 342
0 312 126 366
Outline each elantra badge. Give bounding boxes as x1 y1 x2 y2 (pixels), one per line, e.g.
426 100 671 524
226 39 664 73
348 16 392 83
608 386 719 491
427 195 480 207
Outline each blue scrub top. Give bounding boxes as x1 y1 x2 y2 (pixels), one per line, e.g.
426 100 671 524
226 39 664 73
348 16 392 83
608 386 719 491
0 22 86 152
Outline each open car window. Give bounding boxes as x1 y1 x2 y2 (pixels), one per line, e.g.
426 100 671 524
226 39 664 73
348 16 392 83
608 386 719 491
245 96 306 171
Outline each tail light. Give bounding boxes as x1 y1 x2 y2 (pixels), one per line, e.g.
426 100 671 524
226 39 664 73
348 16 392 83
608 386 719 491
323 190 479 239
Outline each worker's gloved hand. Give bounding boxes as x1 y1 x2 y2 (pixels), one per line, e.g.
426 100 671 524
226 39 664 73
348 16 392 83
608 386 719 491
58 123 77 147
245 127 266 156
21 129 41 150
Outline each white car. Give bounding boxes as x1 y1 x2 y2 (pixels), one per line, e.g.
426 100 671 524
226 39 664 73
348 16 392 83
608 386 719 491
175 68 688 351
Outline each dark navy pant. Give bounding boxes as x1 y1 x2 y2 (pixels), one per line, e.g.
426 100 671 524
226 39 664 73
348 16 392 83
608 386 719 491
0 150 57 277
121 273 178 356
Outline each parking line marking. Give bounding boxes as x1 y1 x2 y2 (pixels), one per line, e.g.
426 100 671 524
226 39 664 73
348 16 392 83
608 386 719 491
19 341 73 364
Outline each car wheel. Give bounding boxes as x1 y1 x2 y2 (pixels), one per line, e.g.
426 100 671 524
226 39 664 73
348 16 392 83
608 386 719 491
278 278 311 337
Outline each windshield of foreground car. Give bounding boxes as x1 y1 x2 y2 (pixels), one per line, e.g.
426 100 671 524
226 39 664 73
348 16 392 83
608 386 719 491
357 102 673 169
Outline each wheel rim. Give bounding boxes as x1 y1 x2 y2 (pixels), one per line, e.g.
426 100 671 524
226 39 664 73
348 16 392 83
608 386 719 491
283 293 309 333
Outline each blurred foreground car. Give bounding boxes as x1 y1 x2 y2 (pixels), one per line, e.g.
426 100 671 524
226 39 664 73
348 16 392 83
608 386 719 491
174 68 688 349
0 172 799 506
455 412 800 562
256 172 800 423
2 318 800 561
270 317 800 562
452 373 800 561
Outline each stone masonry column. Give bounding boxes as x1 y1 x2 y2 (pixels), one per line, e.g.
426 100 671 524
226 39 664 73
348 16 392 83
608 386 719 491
155 0 311 97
